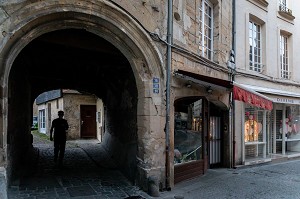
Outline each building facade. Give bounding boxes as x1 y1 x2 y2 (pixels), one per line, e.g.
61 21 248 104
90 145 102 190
0 0 234 196
234 0 300 166
36 89 104 141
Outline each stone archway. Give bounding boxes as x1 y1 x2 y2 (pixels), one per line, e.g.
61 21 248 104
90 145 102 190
0 0 165 190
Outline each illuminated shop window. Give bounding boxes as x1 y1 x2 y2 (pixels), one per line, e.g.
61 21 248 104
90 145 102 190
274 105 300 154
244 107 263 143
244 105 270 161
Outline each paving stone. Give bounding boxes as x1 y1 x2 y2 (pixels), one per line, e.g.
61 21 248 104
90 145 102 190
67 185 97 197
7 139 146 199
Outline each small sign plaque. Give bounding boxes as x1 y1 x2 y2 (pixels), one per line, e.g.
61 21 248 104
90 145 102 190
153 77 160 94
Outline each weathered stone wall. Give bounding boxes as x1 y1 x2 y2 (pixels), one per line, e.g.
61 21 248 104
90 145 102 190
6 55 33 185
173 0 232 70
0 0 233 193
171 0 233 173
102 70 138 184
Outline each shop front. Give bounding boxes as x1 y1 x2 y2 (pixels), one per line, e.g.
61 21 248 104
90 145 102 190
174 97 207 184
173 70 231 183
233 83 273 165
268 96 300 157
234 83 300 165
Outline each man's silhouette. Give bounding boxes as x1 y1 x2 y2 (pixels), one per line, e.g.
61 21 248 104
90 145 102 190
50 110 69 166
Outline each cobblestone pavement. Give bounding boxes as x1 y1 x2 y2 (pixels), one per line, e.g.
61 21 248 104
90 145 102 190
8 136 148 199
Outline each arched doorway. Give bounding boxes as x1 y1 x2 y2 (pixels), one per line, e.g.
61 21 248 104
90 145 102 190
0 0 164 191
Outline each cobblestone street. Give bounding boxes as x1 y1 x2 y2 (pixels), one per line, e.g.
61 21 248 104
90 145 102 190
8 134 146 199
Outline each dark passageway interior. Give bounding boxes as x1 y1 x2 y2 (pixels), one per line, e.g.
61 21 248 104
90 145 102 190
7 29 138 187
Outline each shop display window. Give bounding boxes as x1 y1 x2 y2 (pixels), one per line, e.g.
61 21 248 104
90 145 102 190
244 105 270 162
276 105 300 139
275 105 300 154
174 99 203 164
244 106 264 143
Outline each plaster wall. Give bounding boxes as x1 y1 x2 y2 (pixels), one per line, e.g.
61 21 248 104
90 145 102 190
235 0 300 87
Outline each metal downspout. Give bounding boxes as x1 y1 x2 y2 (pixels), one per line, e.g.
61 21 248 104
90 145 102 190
165 0 173 190
231 0 236 168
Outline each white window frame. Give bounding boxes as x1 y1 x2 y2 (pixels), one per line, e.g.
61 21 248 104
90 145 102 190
279 0 293 13
39 109 46 133
280 34 290 79
279 0 287 6
249 21 263 72
279 0 288 10
199 0 213 60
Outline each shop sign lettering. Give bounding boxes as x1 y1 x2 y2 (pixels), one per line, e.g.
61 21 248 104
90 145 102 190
274 97 300 104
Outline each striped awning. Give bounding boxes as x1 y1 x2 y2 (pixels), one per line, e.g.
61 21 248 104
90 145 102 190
233 82 273 110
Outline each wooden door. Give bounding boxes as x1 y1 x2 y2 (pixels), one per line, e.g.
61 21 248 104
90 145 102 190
80 105 96 138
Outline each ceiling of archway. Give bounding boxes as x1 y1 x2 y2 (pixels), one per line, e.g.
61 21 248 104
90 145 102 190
11 29 135 100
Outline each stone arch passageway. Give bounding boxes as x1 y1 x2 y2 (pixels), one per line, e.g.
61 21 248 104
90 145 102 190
0 1 165 194
8 28 139 184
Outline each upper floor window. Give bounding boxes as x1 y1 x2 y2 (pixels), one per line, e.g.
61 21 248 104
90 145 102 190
279 0 290 12
199 0 213 60
278 0 294 20
249 21 262 72
280 35 290 79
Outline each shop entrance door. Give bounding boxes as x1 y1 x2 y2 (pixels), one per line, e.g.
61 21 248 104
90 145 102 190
209 116 221 166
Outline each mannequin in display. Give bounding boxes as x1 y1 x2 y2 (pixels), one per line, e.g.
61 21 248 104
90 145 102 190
245 114 262 142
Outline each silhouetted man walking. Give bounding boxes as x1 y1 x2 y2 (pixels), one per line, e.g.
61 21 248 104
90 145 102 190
50 110 69 166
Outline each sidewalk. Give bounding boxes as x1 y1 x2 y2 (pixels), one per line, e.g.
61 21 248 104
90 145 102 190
156 158 300 199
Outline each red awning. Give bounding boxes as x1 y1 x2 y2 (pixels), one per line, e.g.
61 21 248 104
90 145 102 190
233 84 273 110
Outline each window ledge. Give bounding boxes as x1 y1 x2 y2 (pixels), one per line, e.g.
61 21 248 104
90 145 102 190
251 0 268 7
278 6 295 20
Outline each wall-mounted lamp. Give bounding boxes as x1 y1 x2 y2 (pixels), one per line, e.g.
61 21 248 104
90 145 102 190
206 86 213 94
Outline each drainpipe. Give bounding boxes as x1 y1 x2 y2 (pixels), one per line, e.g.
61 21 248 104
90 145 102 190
165 0 173 191
231 0 236 168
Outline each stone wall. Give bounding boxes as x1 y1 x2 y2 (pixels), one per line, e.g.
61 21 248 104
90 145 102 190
0 0 233 193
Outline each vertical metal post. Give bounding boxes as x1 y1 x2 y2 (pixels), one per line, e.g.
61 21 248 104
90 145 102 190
282 105 286 155
242 103 245 164
263 110 267 158
165 0 173 190
231 0 236 168
273 105 277 154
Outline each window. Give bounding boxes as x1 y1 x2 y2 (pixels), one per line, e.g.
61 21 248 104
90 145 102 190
278 0 294 20
199 0 213 60
280 35 289 79
174 99 203 165
249 21 262 72
244 105 270 162
39 109 46 129
279 0 291 13
273 105 300 155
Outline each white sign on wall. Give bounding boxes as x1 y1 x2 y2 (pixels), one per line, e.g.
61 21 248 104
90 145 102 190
271 97 300 105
